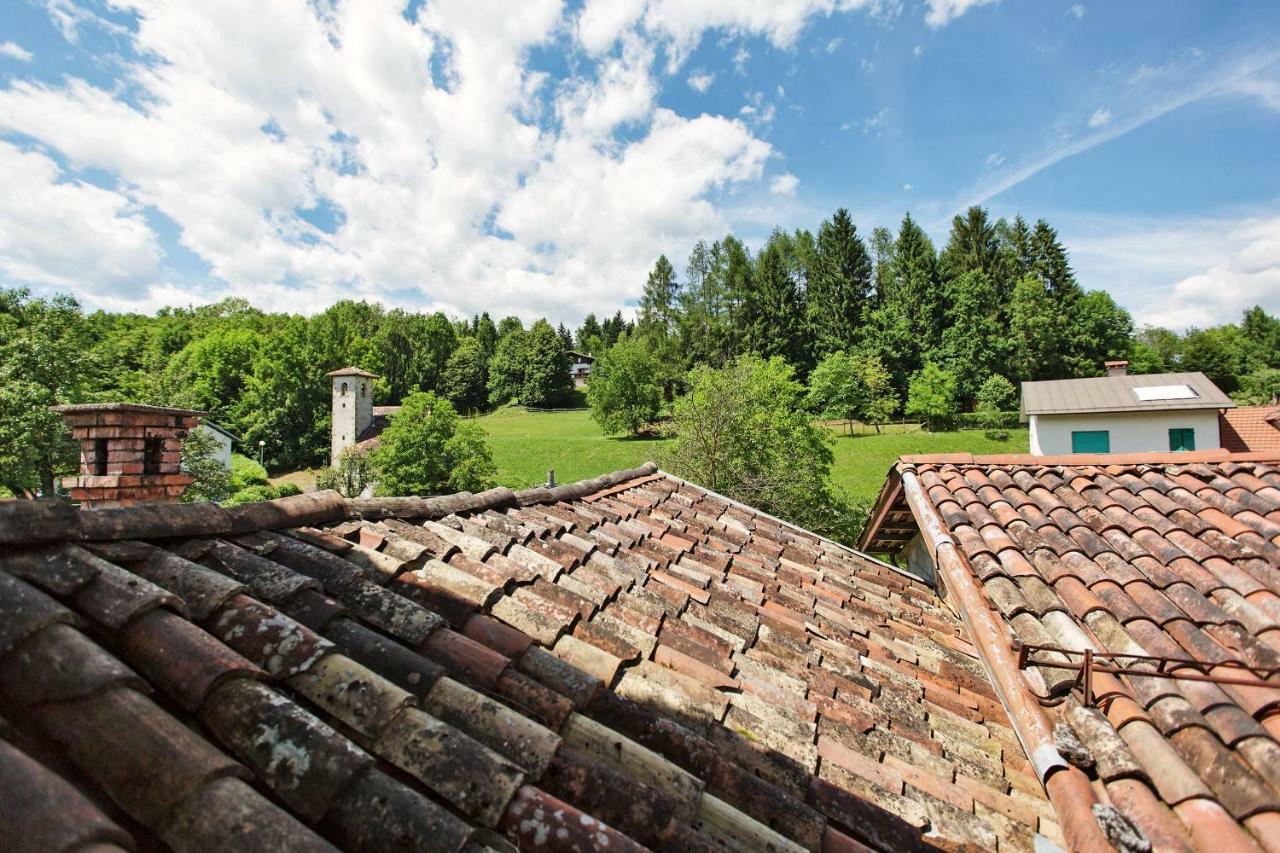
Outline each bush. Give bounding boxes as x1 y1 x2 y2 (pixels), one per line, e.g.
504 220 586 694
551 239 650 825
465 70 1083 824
975 374 1019 413
905 362 959 432
371 391 496 496
983 429 1011 442
181 428 231 503
587 336 662 436
274 483 302 498
316 446 375 498
955 410 1021 430
663 355 862 543
224 485 277 506
230 454 269 491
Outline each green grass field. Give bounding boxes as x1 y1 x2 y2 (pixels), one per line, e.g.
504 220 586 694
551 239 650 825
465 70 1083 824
479 407 1029 505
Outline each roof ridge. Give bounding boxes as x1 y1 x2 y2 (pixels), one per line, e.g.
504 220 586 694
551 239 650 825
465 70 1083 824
0 463 662 546
896 449 1280 467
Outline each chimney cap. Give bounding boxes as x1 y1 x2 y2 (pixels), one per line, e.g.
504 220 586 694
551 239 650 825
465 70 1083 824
1104 360 1130 368
50 402 208 418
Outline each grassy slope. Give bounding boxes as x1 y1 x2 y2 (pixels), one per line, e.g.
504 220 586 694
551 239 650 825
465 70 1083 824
479 407 671 491
480 407 1029 505
829 428 1029 505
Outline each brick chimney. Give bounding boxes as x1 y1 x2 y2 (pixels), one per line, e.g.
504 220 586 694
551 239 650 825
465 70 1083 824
1105 360 1129 377
51 403 206 508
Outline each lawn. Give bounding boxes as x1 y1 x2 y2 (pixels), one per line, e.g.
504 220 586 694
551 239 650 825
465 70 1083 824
479 406 1029 505
829 428 1029 505
478 407 670 490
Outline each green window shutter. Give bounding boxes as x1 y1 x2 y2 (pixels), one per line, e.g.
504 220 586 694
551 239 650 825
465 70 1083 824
1071 430 1110 453
1169 428 1195 451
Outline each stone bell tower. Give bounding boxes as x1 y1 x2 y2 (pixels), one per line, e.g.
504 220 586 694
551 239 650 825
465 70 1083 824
328 367 377 465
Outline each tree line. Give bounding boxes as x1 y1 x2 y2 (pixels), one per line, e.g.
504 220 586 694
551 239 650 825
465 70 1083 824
2 203 1277 496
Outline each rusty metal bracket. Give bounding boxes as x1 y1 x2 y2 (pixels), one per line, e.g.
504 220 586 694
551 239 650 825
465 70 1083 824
1012 640 1280 707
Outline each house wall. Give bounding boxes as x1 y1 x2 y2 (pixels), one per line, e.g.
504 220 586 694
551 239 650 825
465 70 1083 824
1029 409 1222 455
196 424 233 470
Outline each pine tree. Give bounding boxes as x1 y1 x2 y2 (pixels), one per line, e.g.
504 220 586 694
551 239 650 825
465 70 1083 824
576 314 602 352
556 323 574 352
640 255 679 336
939 206 1000 281
1030 219 1079 302
745 232 805 368
808 208 873 359
889 214 944 361
869 226 895 307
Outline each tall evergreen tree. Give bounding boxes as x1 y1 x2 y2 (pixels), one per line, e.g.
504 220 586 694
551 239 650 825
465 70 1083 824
1030 219 1079 301
640 255 679 336
556 323 574 352
939 270 1006 403
744 232 805 368
939 206 1001 282
869 226 895 307
808 208 873 359
474 312 498 365
889 213 944 361
576 314 602 351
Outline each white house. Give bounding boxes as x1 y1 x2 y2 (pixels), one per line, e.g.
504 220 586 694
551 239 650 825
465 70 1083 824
568 350 595 388
196 420 240 470
1021 361 1234 455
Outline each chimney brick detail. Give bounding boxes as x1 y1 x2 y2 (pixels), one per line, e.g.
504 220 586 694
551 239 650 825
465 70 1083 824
52 404 206 509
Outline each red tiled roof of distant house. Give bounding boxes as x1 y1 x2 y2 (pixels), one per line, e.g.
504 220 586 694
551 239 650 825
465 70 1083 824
1221 405 1280 453
0 464 1060 852
860 449 1280 852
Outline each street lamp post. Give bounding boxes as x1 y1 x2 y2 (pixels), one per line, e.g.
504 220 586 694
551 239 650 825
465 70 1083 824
258 439 266 468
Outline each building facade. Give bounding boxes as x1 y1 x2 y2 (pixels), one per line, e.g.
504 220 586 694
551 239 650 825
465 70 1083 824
328 366 377 466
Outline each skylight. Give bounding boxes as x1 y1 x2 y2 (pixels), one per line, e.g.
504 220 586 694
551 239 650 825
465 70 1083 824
1133 385 1199 402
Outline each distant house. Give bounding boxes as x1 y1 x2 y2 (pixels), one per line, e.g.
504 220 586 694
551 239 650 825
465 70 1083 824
197 420 240 470
1021 360 1234 455
568 350 594 388
1220 403 1280 453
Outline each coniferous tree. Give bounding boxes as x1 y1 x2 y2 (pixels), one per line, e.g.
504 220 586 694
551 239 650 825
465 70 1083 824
576 314 602 351
939 206 1001 282
556 323 574 352
745 232 806 368
474 312 498 365
808 208 873 359
640 255 679 336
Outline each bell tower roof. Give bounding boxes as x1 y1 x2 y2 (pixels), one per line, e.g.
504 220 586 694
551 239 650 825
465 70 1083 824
326 366 379 379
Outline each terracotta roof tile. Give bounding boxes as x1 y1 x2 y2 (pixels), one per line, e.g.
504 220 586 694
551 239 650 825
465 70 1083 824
863 452 1280 850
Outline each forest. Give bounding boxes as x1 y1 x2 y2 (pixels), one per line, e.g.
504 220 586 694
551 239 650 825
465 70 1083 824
2 204 1277 497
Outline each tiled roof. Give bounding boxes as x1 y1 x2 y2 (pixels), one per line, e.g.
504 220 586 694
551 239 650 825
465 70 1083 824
356 406 400 448
0 465 1058 852
860 451 1280 852
1222 406 1280 453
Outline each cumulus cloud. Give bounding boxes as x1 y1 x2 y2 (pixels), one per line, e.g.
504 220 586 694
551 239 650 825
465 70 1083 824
1088 107 1112 127
1069 4 1086 19
923 0 998 29
771 173 799 195
0 142 160 290
0 0 784 322
687 68 715 93
1066 213 1280 329
0 42 33 62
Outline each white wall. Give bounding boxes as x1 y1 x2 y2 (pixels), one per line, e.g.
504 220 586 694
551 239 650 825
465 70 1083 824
196 424 233 470
1029 409 1222 455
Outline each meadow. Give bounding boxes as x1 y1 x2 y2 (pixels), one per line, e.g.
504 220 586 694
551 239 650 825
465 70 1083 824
476 407 1029 505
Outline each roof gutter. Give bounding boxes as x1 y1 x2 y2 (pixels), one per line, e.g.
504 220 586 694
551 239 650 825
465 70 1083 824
899 469 1112 853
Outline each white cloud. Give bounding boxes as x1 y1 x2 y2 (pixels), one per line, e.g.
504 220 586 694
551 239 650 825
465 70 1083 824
0 142 160 291
861 106 888 135
860 56 875 73
40 0 129 44
687 68 715 93
902 183 912 191
1087 107 1112 127
985 152 1005 168
960 47 1280 209
923 0 999 29
733 44 751 75
913 44 923 57
740 90 777 126
0 1 776 322
826 37 843 53
1069 4 1086 19
0 42 33 62
1065 212 1280 329
771 173 799 195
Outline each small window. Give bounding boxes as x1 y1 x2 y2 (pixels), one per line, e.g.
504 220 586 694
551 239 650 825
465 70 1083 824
143 437 163 474
93 439 109 476
341 381 348 395
361 382 367 397
1169 428 1195 452
1071 430 1110 453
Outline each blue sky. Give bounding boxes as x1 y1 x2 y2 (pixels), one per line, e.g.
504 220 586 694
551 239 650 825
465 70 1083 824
0 1 1277 329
